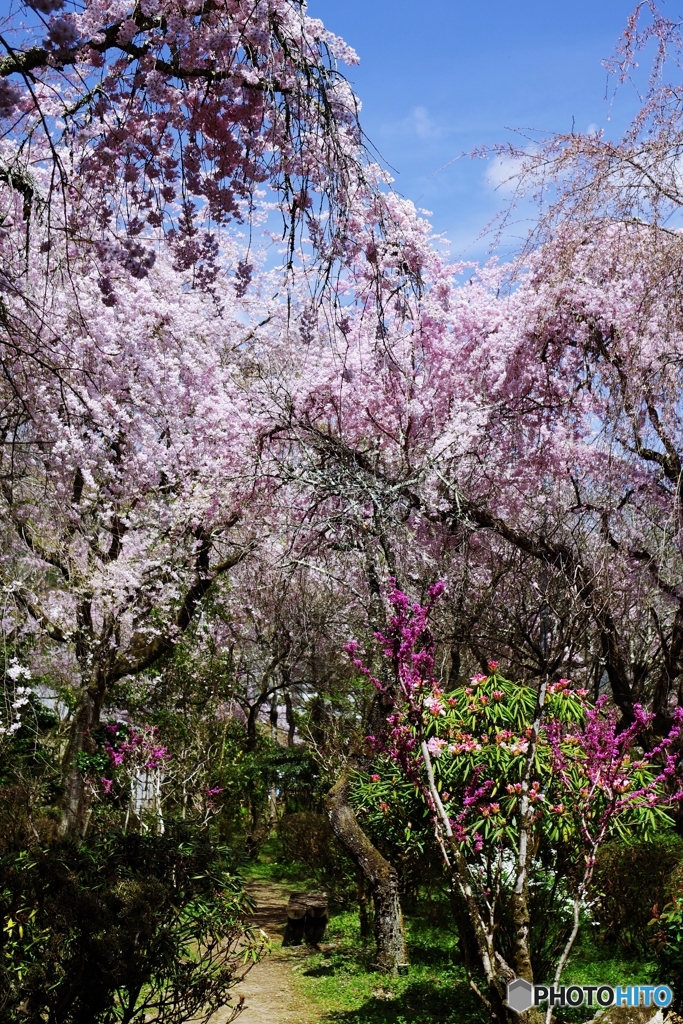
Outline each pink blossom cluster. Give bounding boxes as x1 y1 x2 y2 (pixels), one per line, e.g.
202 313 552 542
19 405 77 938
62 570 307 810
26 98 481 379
205 785 225 810
543 697 683 843
0 0 368 271
424 692 446 716
449 734 482 755
101 722 169 792
349 578 683 865
426 736 447 757
348 580 498 844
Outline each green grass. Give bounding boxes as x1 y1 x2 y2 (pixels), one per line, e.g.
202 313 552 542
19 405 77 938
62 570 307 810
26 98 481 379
560 929 658 988
301 910 664 1024
546 928 660 1023
290 904 488 1024
243 843 313 887
517 927 660 1024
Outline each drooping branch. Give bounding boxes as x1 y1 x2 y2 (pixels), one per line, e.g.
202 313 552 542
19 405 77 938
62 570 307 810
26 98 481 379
113 538 255 681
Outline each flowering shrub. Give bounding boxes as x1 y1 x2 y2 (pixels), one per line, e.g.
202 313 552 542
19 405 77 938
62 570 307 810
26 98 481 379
103 723 169 773
74 722 170 825
347 581 683 1021
420 675 679 851
0 662 33 741
97 722 169 795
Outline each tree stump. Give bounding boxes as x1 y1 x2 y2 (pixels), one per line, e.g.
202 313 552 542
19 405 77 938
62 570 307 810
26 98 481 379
303 892 329 945
282 893 308 946
282 891 328 947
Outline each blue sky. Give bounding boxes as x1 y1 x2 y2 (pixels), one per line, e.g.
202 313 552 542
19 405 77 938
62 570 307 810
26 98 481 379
308 0 648 258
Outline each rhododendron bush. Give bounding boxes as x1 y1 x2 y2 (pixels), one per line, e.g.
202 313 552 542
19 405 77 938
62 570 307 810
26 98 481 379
347 583 683 1019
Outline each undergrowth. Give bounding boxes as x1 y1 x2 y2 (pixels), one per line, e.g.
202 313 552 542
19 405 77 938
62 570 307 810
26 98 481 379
246 839 659 1024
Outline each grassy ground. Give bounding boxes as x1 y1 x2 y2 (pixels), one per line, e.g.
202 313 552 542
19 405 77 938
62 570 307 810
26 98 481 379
291 907 486 1024
549 932 660 1024
245 841 485 1023
561 931 657 988
244 842 655 1024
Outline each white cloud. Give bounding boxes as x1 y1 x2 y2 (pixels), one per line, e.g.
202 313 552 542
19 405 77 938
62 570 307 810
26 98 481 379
409 105 441 140
380 105 446 142
484 153 525 195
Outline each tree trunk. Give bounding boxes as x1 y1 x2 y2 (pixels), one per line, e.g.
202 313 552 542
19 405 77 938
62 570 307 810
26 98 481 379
511 872 533 982
284 691 296 746
326 769 408 973
59 673 108 838
357 867 371 939
246 799 270 857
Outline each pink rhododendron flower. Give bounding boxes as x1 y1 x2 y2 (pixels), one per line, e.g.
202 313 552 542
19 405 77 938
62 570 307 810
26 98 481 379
426 736 446 757
424 694 445 716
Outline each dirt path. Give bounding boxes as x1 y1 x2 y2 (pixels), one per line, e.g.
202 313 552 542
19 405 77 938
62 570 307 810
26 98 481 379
209 881 320 1024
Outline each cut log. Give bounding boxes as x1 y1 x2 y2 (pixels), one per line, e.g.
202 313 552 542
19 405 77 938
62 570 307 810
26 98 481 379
282 893 308 946
282 891 328 947
303 892 328 946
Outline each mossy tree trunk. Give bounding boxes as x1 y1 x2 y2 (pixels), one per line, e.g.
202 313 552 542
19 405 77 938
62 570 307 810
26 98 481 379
326 770 408 973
